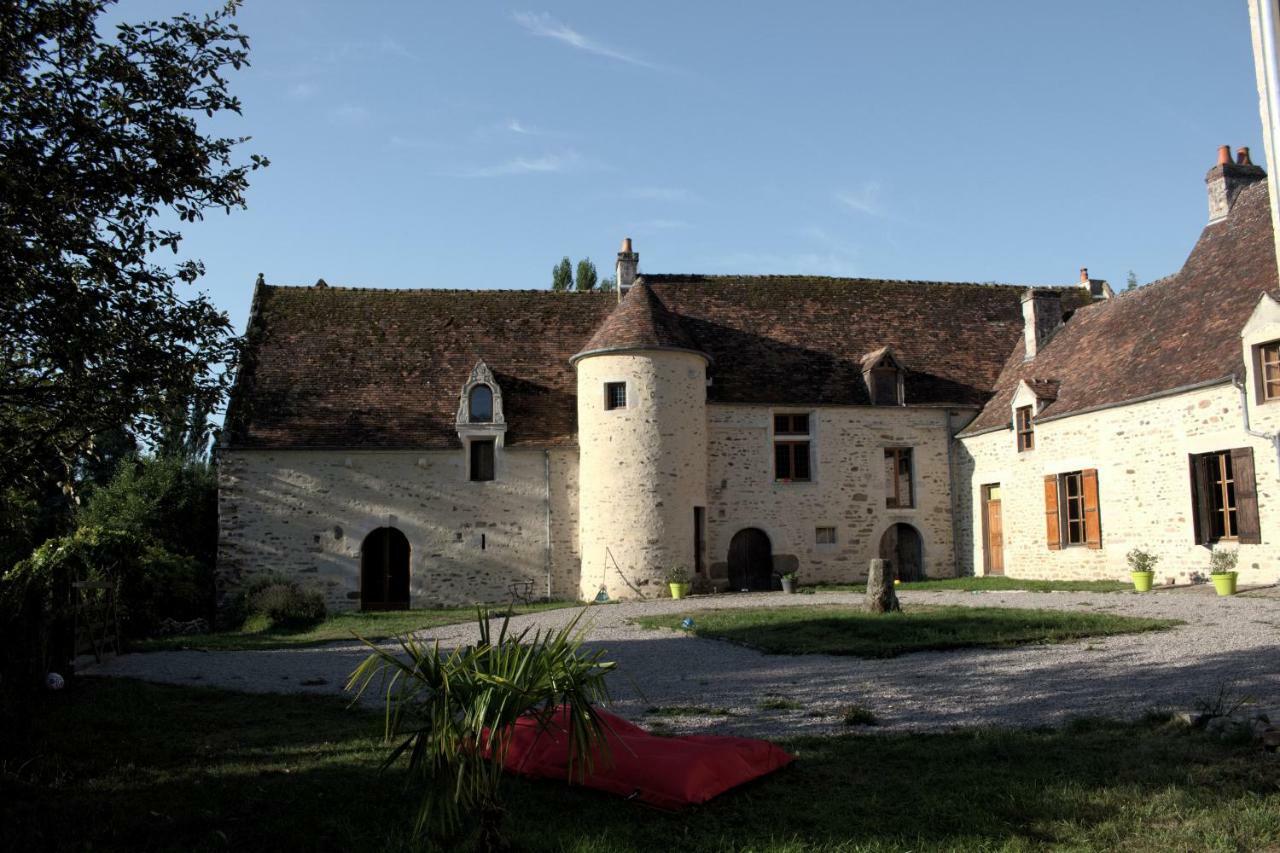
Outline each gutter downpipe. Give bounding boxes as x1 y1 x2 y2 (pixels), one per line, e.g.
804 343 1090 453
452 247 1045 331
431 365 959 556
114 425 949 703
1234 375 1280 478
544 450 553 601
945 409 965 578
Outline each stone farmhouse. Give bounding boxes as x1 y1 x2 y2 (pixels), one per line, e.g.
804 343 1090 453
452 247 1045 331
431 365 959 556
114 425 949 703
218 148 1280 610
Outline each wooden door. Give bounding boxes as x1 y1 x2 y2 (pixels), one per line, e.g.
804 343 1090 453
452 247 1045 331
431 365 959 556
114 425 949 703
728 528 773 591
360 527 411 611
983 484 1004 575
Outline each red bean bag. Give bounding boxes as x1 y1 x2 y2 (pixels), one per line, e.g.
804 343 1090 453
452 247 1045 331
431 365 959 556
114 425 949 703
500 706 793 811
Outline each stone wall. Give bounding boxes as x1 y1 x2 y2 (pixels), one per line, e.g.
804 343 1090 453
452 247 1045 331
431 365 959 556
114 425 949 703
575 350 709 600
705 404 960 585
216 447 580 611
956 382 1280 584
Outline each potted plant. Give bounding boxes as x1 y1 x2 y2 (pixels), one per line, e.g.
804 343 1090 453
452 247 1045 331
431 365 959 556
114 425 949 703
780 571 798 594
666 566 692 600
1210 548 1239 597
1126 548 1157 592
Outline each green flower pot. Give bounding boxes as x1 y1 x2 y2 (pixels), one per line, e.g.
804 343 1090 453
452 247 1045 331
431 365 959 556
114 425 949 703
1211 572 1237 596
1130 570 1154 592
669 582 692 600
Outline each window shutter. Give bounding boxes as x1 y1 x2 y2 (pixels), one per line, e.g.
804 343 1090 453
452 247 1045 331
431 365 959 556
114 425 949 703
1082 468 1102 550
1232 447 1261 544
1043 475 1062 551
1189 454 1210 545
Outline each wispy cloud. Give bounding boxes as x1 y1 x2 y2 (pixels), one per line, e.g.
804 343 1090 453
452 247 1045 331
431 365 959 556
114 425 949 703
512 12 660 69
506 118 536 135
834 183 885 218
328 103 371 125
451 151 587 178
287 81 318 100
624 186 698 203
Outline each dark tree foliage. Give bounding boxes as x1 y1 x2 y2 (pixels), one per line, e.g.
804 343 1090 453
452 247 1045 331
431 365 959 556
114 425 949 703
0 0 267 496
574 257 598 292
550 256 573 292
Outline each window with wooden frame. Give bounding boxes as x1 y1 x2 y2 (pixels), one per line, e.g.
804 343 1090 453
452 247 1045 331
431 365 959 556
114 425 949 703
469 439 495 482
1016 406 1035 451
1257 340 1280 403
1043 469 1101 550
1189 448 1261 544
773 413 811 482
884 447 914 508
604 381 627 411
815 526 837 545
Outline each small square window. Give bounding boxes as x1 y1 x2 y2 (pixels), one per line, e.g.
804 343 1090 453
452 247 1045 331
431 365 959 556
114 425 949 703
815 526 837 545
605 382 627 410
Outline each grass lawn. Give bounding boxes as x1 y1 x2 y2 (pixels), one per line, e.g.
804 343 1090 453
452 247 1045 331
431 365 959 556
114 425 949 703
4 678 1278 852
136 600 580 652
633 604 1177 657
815 577 1132 593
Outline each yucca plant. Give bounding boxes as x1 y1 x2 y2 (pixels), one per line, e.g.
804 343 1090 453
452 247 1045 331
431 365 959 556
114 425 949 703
347 608 615 849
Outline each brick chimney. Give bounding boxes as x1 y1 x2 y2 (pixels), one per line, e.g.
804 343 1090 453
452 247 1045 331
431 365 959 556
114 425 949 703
1078 266 1113 301
1206 145 1266 222
616 237 638 297
1021 289 1062 361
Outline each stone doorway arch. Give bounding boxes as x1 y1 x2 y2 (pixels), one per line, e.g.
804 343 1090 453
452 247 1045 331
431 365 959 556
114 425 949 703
360 527 411 610
728 528 773 591
878 523 923 582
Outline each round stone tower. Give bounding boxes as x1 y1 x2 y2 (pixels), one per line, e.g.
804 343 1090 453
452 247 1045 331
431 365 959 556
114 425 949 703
571 272 708 600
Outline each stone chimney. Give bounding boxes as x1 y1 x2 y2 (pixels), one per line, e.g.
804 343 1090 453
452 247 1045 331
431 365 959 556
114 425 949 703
1021 289 1062 361
616 237 638 298
1206 145 1266 223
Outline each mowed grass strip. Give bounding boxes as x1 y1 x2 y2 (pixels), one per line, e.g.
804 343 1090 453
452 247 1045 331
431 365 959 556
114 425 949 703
815 577 1132 593
137 600 580 652
633 604 1178 657
4 679 1278 852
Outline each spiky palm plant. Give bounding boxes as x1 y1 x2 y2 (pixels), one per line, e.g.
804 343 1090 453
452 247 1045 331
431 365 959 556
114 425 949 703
347 608 614 848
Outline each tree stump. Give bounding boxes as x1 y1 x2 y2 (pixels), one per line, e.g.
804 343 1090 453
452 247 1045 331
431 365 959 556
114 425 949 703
865 558 901 614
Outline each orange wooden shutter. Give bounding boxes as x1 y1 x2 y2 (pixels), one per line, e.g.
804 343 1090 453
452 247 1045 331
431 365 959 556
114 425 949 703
1232 447 1261 544
1082 468 1102 550
1043 475 1062 550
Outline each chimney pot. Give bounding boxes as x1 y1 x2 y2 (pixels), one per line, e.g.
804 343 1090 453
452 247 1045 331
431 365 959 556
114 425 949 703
1079 267 1089 284
1218 144 1231 165
616 237 639 299
621 237 632 253
1237 146 1252 166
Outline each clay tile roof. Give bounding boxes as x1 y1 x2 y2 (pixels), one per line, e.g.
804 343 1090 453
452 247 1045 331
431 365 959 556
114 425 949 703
1024 378 1061 401
223 287 616 449
962 178 1279 435
226 275 1050 450
573 280 702 361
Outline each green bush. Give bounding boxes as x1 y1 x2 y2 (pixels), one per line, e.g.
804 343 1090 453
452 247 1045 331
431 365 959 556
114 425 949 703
0 527 204 687
246 582 326 630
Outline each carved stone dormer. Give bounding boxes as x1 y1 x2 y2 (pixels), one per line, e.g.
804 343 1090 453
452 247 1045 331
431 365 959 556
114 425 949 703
456 360 507 440
861 346 906 406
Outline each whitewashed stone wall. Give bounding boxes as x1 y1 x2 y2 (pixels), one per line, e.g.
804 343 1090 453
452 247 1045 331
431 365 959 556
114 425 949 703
705 404 960 585
217 447 580 611
956 383 1280 584
575 351 709 600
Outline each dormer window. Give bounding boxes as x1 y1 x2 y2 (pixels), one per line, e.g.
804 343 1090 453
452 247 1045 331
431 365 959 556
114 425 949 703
1016 406 1035 452
456 361 506 481
861 347 905 406
1257 340 1280 403
469 385 494 422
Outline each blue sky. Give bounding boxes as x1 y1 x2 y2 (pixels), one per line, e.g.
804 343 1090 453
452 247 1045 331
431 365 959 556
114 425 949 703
118 1 1264 335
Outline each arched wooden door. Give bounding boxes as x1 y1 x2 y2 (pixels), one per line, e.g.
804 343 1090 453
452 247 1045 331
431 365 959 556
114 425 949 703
360 527 411 611
728 528 773 591
878 523 923 582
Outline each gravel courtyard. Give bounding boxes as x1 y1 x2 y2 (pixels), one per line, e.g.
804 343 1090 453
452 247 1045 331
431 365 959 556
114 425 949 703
88 587 1280 736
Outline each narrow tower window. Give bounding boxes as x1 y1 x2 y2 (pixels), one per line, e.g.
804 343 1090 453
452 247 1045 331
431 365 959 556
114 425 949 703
605 382 627 410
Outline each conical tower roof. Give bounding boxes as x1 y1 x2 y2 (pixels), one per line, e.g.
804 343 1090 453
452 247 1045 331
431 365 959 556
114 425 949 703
571 280 706 363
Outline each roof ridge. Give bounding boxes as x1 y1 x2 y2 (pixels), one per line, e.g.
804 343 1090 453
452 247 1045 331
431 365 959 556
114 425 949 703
262 284 617 295
641 274 1069 291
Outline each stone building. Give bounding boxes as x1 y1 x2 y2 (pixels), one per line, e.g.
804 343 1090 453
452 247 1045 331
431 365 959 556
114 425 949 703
219 150 1280 610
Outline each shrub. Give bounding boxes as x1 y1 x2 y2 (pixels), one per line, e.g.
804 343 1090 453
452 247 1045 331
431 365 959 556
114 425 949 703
665 566 691 584
246 582 326 630
1126 549 1158 574
0 527 203 687
1210 548 1239 575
